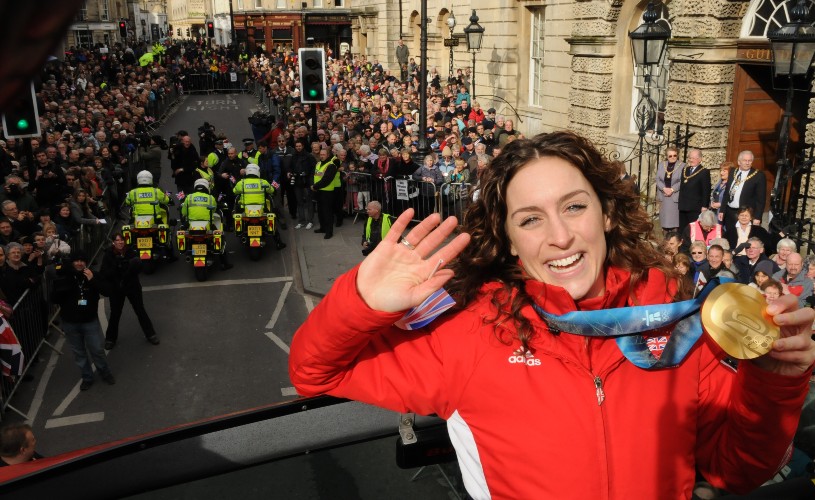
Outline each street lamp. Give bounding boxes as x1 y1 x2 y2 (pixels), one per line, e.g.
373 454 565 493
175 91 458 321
447 11 456 84
627 1 671 193
414 0 430 160
628 1 670 138
463 10 484 99
767 0 815 218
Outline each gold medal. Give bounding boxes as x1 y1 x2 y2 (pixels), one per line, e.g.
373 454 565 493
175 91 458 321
701 283 779 359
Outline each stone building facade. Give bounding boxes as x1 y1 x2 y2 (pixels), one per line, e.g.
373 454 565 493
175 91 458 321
67 0 130 48
350 0 814 221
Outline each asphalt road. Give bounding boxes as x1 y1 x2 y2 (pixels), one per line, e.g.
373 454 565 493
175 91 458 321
6 92 297 449
2 92 456 499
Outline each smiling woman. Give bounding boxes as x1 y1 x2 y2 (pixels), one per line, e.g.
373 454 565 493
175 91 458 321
290 131 815 499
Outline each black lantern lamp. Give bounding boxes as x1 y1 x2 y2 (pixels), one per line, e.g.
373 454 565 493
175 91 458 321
768 0 815 80
767 0 815 221
463 10 484 98
628 1 670 67
628 2 671 136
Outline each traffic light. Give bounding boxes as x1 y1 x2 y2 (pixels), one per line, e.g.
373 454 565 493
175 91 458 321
298 48 326 103
177 28 181 37
207 21 215 38
2 82 41 139
186 27 190 38
118 20 127 38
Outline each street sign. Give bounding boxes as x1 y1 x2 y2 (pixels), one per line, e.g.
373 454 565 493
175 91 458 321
444 38 459 47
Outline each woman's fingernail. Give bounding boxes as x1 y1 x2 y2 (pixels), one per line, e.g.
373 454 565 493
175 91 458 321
774 339 785 350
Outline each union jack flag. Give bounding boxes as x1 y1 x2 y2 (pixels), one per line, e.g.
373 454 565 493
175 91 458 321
0 316 24 378
176 191 186 200
646 336 669 360
395 288 456 331
229 175 237 184
271 181 280 189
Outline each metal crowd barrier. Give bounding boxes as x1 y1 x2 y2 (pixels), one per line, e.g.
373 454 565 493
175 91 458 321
249 79 285 120
72 221 116 266
1 281 55 420
145 87 181 132
346 173 439 223
0 217 114 421
182 72 248 94
438 182 473 222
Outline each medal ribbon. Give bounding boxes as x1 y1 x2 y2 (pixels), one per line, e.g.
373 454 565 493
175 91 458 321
533 277 733 369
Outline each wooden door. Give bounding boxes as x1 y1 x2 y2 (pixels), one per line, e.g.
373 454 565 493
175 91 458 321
727 64 807 212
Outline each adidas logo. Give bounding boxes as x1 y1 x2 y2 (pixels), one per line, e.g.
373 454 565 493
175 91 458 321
508 347 541 366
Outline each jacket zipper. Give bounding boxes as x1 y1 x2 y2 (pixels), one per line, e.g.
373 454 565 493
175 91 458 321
594 375 605 406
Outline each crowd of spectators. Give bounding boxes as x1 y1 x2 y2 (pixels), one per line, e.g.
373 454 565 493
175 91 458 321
242 47 523 225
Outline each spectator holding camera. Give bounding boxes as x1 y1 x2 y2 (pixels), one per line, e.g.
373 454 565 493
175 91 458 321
2 200 39 238
41 222 70 261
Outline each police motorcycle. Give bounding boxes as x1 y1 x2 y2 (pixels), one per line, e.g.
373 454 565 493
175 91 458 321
232 164 285 261
121 170 176 274
175 179 232 281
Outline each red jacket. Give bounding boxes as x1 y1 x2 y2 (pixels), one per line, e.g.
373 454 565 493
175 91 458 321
290 266 810 499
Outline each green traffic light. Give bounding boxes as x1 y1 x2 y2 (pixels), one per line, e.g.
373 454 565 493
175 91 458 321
16 119 29 131
309 89 318 98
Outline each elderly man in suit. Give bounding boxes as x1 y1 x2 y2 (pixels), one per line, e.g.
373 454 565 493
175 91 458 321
723 149 766 234
677 149 711 230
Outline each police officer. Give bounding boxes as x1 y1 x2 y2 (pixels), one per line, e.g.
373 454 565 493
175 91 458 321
206 139 228 177
234 165 286 250
241 138 261 166
180 179 233 270
124 170 170 226
311 147 340 240
193 155 216 195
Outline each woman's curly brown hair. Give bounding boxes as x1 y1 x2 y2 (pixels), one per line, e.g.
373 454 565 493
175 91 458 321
446 131 677 351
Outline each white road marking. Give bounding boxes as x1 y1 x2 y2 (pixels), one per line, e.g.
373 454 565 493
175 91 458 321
304 295 315 313
52 380 83 417
45 412 105 429
142 276 292 292
281 387 298 397
265 281 292 329
25 337 65 425
264 331 290 354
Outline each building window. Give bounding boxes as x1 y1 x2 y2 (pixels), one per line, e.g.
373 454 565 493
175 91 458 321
313 0 323 8
237 0 244 10
76 30 93 48
101 0 110 21
630 3 671 134
255 0 263 8
76 4 87 21
276 0 286 8
743 0 815 37
529 8 545 107
335 0 344 6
